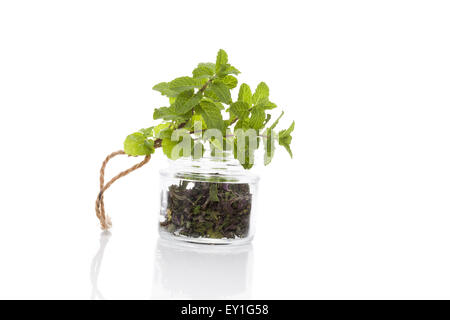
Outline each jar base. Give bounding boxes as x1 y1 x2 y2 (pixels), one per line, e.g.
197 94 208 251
159 229 253 246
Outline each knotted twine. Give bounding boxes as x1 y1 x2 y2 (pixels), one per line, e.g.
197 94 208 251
95 150 150 230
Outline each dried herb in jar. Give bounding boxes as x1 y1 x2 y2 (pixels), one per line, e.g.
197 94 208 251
160 181 252 239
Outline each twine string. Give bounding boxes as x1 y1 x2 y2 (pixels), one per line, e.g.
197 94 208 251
95 150 150 230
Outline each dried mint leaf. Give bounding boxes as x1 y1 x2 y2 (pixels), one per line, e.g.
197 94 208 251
160 181 252 239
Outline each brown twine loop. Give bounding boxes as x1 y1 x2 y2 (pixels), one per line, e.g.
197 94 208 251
95 150 151 230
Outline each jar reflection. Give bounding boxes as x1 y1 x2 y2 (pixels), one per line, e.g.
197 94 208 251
152 239 253 299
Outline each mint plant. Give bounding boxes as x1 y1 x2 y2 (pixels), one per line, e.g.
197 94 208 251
96 49 295 238
123 49 294 169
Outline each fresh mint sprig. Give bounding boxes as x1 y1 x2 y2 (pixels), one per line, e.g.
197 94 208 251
123 49 295 169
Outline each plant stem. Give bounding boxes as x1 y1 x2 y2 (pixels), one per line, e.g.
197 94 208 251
154 138 162 149
199 77 214 93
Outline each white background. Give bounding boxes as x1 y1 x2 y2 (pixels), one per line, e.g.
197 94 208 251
0 0 449 299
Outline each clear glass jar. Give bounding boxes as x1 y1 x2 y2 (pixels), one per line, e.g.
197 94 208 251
159 150 259 245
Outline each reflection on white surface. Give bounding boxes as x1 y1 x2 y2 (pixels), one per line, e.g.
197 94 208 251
152 239 254 299
90 231 111 300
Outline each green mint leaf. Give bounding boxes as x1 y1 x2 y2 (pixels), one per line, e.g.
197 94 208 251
279 139 293 158
204 88 220 101
279 120 295 137
162 129 193 159
153 106 173 120
124 132 154 156
152 82 178 97
238 83 252 106
174 92 202 115
144 140 155 152
139 126 154 137
169 76 203 93
217 64 240 77
210 137 223 151
156 127 174 140
230 101 250 119
202 97 225 110
153 123 171 137
175 89 194 100
249 105 266 129
162 138 180 160
193 63 215 79
215 49 228 72
153 106 190 121
278 120 295 158
195 101 224 132
222 75 238 89
255 97 269 107
199 62 216 71
263 101 277 110
209 80 232 104
252 82 270 104
234 118 250 131
189 114 207 130
213 101 225 110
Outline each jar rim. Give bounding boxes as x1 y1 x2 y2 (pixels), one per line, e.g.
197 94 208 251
159 156 260 184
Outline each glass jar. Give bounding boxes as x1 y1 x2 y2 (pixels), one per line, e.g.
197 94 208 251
159 150 259 245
